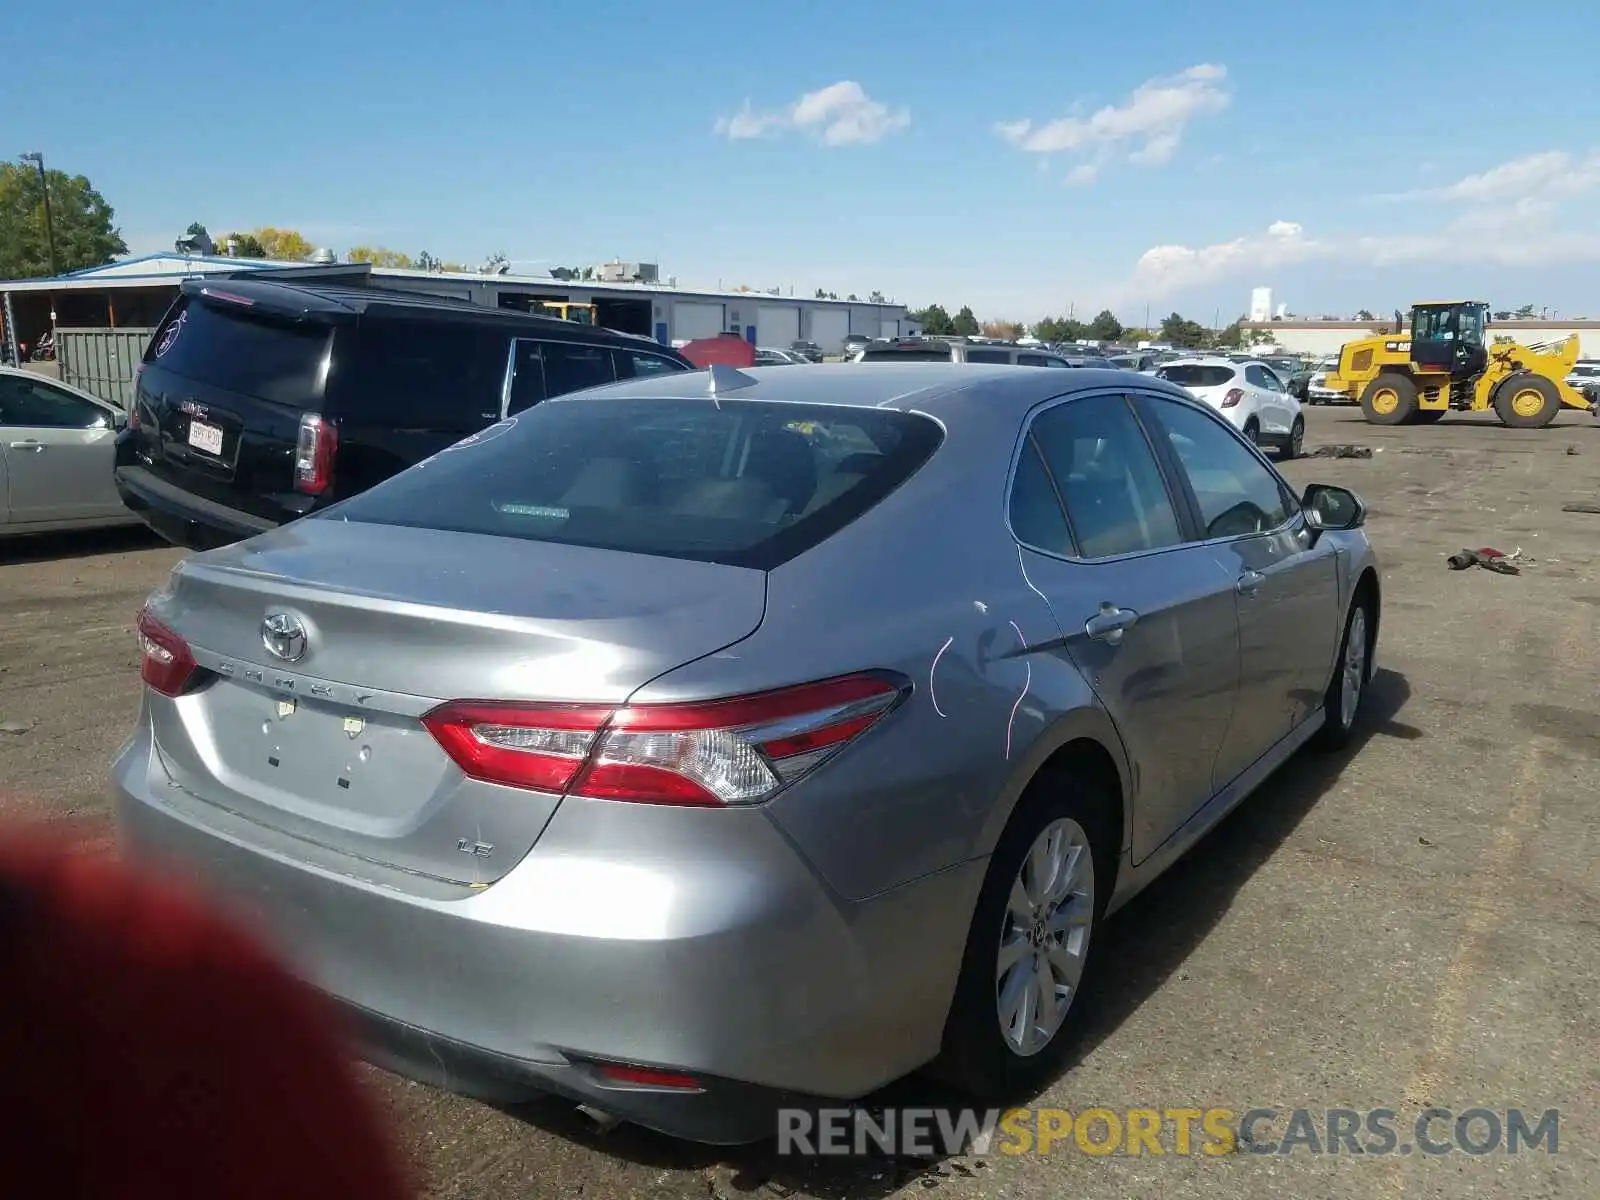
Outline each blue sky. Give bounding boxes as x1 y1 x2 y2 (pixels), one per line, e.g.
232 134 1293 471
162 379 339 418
9 0 1600 325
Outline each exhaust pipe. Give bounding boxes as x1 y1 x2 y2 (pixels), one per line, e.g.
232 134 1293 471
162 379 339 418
576 1104 623 1135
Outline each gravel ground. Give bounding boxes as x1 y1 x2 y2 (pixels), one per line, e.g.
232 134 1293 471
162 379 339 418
1 404 1595 1198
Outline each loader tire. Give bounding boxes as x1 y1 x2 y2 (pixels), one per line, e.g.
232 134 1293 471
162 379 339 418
1493 374 1562 428
1360 373 1418 425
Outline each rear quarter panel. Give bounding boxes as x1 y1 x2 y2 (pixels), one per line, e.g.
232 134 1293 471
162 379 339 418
630 401 1129 902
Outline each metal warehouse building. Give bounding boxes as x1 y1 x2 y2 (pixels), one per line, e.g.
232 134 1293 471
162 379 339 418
1 253 916 406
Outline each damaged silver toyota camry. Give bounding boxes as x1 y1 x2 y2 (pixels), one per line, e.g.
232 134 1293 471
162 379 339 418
114 362 1380 1144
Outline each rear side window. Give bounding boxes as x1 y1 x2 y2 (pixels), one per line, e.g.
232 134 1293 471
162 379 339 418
506 339 619 411
965 349 1012 364
619 349 689 379
334 318 507 428
858 347 952 362
145 298 330 407
322 398 944 569
1157 364 1235 388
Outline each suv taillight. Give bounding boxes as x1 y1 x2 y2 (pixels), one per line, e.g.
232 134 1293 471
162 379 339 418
136 608 198 697
423 673 906 806
1221 388 1245 408
294 413 337 495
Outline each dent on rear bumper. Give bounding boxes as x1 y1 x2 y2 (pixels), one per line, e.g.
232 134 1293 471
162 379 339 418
111 726 983 1101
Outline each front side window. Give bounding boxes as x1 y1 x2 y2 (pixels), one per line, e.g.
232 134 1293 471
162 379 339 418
0 377 108 428
322 398 943 569
1146 397 1295 540
1027 394 1183 558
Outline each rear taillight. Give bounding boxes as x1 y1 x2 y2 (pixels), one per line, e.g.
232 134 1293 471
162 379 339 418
1221 388 1245 407
136 608 198 697
423 673 906 806
294 413 337 495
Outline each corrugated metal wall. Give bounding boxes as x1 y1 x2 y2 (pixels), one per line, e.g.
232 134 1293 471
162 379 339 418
56 327 156 410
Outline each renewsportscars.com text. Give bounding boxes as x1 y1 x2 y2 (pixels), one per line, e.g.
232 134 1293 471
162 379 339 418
776 1106 1561 1158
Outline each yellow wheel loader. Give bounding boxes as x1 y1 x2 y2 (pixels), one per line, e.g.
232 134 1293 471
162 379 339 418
1323 301 1595 428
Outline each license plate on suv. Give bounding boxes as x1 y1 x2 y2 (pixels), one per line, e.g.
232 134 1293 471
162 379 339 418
188 419 224 456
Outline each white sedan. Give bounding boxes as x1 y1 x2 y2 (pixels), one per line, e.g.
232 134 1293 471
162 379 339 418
0 366 138 538
1154 356 1305 458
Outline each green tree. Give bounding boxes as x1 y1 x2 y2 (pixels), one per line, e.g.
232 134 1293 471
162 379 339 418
911 304 955 335
1087 309 1124 342
1034 315 1085 343
1159 312 1209 348
846 293 861 302
867 289 887 303
0 161 127 278
253 227 315 261
1214 319 1244 348
217 232 266 257
952 305 980 337
1355 308 1375 321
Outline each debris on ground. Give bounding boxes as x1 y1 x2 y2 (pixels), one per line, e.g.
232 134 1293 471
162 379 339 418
1446 547 1522 574
1566 445 1581 455
1561 501 1600 514
1306 444 1374 459
0 720 34 735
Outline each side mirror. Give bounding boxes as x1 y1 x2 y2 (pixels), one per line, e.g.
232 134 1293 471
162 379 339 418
1302 483 1366 532
112 409 129 430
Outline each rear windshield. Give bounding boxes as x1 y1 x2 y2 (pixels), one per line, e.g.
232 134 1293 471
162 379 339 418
1157 364 1235 387
144 297 330 407
965 349 1013 364
858 346 952 362
321 397 944 570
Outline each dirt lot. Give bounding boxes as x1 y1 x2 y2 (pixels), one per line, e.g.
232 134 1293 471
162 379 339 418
2 405 1596 1198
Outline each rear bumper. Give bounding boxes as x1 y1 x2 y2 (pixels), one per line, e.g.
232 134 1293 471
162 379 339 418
111 720 980 1143
115 464 277 550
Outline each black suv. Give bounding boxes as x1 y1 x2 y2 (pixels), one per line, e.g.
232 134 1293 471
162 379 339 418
115 278 693 549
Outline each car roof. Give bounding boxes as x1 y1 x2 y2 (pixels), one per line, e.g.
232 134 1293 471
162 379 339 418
176 278 666 344
1160 355 1242 367
550 362 1198 420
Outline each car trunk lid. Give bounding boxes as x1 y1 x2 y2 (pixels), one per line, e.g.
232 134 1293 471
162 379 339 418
146 519 767 886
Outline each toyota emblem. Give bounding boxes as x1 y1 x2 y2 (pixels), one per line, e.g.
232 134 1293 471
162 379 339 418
261 612 308 662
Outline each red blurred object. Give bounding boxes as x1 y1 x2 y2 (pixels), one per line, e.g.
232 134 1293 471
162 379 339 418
680 332 755 369
0 834 413 1199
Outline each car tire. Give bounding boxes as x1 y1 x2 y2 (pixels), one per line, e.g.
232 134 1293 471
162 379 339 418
1360 373 1418 425
1281 416 1305 459
1243 417 1261 446
1313 594 1374 751
932 767 1115 1100
1492 373 1562 428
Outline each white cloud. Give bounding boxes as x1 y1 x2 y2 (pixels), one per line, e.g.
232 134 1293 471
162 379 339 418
996 64 1230 179
1064 163 1100 187
714 81 910 146
1117 147 1600 302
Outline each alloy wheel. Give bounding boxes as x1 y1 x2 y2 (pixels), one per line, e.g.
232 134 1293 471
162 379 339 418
996 818 1095 1057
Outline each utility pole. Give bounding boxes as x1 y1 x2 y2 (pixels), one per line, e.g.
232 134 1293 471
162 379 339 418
19 152 59 277
1144 303 1150 333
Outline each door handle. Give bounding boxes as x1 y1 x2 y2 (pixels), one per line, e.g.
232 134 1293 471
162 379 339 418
1084 602 1139 645
1236 570 1266 595
7 440 44 452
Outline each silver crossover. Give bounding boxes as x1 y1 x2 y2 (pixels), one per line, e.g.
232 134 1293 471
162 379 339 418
114 363 1381 1144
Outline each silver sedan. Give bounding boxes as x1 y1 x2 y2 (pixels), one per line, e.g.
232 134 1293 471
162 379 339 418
0 366 135 537
114 362 1380 1143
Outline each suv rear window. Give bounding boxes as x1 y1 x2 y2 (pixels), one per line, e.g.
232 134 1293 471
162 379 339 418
965 349 1012 364
1157 364 1235 387
322 398 944 569
857 346 953 362
145 297 330 407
